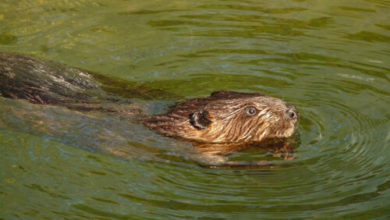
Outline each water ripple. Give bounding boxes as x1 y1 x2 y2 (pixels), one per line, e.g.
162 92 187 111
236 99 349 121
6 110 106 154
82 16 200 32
1 0 390 219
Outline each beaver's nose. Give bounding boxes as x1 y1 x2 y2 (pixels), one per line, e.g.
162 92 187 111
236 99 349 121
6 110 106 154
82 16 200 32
285 104 298 120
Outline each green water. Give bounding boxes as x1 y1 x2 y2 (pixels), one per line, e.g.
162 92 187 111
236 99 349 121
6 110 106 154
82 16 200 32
1 0 390 219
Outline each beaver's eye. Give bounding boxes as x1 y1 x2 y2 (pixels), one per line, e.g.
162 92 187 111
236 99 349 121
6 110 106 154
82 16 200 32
246 106 257 116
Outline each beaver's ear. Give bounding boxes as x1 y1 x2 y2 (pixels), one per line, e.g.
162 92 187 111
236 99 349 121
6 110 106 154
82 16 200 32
189 110 211 130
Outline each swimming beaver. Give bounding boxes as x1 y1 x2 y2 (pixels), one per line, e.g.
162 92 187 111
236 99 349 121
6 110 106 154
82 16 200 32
0 52 298 165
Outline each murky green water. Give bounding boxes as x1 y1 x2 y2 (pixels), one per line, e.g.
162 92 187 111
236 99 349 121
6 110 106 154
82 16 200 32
1 0 390 219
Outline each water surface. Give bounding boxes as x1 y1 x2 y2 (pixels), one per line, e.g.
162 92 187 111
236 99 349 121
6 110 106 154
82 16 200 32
1 0 390 219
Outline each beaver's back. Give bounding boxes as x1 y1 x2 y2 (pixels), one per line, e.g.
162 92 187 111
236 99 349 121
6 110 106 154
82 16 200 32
0 52 103 105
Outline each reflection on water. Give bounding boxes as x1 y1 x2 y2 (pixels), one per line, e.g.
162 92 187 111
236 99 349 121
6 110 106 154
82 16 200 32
1 0 390 219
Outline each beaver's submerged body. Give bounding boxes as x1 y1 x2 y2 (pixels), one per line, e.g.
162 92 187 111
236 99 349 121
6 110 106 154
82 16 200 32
0 52 299 165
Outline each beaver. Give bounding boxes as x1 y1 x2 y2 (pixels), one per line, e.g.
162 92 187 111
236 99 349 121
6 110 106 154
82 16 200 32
0 52 299 166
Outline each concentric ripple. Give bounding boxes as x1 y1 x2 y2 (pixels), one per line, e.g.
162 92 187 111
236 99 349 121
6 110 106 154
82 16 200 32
1 0 390 219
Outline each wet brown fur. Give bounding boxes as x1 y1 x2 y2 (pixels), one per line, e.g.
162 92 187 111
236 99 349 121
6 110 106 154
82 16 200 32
143 90 298 144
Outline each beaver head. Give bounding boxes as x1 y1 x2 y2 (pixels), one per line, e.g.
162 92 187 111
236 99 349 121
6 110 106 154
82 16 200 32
143 91 298 144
